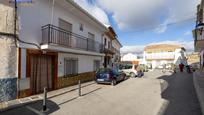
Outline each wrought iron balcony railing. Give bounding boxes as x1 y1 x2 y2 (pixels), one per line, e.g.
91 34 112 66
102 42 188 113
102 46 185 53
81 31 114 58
42 24 103 53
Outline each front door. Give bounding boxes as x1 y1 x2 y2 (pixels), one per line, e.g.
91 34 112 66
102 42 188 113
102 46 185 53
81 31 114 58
30 54 54 94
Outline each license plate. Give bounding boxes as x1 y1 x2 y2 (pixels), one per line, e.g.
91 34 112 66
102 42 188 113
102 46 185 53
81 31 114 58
97 79 104 82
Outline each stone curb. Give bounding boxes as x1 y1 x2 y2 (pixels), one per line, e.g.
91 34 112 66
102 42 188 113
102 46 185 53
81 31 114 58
193 72 204 115
156 99 169 115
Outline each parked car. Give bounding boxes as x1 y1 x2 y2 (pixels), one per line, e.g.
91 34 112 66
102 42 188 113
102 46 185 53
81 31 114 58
95 68 126 86
138 64 148 72
119 64 144 77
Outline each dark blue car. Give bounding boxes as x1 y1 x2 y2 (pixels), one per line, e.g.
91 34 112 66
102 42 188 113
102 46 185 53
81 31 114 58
95 68 126 86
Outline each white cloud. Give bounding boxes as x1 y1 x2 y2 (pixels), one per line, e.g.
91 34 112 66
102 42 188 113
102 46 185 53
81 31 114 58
121 45 145 54
184 30 192 36
74 0 110 25
121 40 194 54
148 40 194 52
98 0 200 32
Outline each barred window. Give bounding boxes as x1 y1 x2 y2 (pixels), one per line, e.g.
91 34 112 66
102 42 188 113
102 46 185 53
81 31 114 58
64 58 78 76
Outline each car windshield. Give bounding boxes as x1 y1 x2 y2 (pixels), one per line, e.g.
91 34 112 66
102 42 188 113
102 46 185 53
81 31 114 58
120 64 132 69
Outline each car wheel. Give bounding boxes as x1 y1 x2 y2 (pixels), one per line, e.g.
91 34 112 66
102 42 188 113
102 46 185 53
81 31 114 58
111 79 117 86
130 72 135 78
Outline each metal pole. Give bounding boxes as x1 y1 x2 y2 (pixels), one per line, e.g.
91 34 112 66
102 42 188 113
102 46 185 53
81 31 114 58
14 0 18 47
43 87 47 112
78 80 81 97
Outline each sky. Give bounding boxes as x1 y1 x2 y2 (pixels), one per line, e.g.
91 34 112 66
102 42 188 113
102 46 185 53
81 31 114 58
74 0 201 54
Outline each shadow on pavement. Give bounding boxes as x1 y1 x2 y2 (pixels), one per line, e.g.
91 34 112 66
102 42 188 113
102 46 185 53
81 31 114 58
0 86 103 115
157 72 202 115
1 100 60 115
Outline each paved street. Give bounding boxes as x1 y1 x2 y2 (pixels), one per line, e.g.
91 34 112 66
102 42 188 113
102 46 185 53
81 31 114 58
158 71 202 115
0 70 202 115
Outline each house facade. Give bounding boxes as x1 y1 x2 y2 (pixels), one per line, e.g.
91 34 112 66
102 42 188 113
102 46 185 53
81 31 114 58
0 0 121 101
143 44 187 69
112 38 122 68
0 3 18 102
102 26 122 68
193 0 204 70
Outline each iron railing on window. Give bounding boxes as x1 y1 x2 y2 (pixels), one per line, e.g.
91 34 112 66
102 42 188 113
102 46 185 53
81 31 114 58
42 24 104 53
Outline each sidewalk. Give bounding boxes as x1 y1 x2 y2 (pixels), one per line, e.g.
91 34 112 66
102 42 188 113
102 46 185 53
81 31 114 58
193 71 204 115
0 81 96 112
1 78 166 115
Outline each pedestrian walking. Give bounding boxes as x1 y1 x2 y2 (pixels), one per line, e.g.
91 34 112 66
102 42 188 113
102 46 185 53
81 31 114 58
179 63 184 72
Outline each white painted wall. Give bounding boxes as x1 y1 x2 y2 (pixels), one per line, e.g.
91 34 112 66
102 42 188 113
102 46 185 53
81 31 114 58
18 0 104 49
143 48 187 69
20 48 27 78
121 53 138 61
58 53 103 77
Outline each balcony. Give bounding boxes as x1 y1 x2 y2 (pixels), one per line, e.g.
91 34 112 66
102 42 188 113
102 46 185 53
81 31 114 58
41 24 104 54
146 52 175 60
193 28 204 52
102 46 115 55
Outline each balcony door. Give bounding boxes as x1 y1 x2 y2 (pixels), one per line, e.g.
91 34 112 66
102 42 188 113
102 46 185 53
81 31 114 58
58 19 72 47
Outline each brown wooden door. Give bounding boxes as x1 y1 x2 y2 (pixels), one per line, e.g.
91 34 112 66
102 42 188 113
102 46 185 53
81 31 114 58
30 55 54 94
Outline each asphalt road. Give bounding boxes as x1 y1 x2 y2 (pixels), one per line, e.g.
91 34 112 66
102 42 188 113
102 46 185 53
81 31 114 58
0 70 202 115
148 70 202 115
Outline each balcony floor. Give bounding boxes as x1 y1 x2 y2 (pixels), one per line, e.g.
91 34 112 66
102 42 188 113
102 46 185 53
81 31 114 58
41 44 105 56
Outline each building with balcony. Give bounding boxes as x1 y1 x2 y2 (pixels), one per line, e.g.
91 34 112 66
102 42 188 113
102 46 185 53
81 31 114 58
0 0 121 101
143 44 187 69
193 0 204 69
102 26 122 68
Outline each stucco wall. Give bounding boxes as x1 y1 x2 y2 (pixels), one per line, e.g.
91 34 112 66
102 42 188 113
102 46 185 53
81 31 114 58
58 52 103 77
0 4 14 34
18 0 104 49
0 36 18 102
0 3 18 102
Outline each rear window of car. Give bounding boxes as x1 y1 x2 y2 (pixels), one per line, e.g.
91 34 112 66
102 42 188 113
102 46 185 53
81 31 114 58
125 65 132 69
97 68 111 74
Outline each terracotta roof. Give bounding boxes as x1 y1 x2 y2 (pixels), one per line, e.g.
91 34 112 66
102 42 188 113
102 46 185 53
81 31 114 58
144 44 183 52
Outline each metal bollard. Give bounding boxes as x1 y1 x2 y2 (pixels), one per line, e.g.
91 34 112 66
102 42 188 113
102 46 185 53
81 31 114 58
78 80 81 97
43 87 47 112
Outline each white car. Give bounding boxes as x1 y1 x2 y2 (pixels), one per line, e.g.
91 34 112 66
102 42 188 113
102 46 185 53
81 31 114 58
120 64 143 77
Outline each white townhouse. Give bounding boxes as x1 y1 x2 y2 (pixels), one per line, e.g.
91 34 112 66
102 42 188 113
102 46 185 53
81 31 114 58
0 0 119 101
143 44 187 69
193 0 204 70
